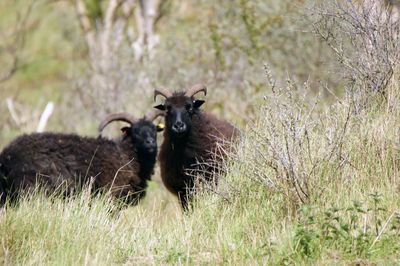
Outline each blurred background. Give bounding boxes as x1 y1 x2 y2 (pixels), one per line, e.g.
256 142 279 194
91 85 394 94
0 0 343 144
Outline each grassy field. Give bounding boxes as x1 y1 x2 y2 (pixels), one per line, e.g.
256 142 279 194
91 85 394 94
0 0 399 265
0 84 399 264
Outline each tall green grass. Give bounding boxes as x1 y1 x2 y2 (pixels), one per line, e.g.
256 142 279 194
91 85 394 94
0 72 398 264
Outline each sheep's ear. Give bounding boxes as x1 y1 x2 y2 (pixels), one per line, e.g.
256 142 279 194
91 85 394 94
193 100 205 109
154 104 166 111
156 123 165 132
121 127 130 136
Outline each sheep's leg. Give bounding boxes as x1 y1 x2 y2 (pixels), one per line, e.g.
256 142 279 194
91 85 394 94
0 166 6 206
0 180 6 206
113 179 148 206
120 189 146 206
178 190 193 212
5 170 39 202
178 191 188 211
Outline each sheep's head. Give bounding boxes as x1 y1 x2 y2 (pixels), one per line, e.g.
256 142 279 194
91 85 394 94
98 110 164 155
154 84 207 140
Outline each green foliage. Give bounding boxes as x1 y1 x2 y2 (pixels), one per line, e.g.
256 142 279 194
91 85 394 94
293 193 400 262
294 205 320 258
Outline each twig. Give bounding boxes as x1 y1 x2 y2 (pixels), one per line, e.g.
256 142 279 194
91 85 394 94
369 211 398 249
84 145 100 180
6 98 21 126
109 157 135 193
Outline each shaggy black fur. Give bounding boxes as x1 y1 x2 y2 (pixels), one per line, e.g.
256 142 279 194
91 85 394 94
155 91 239 210
0 119 158 206
123 119 158 181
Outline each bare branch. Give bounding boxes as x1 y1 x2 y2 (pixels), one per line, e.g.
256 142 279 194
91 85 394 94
0 0 34 83
6 98 21 126
75 0 95 50
102 0 123 60
0 57 19 83
312 0 400 108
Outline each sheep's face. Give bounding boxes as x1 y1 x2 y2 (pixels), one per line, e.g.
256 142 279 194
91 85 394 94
122 120 159 155
154 93 205 140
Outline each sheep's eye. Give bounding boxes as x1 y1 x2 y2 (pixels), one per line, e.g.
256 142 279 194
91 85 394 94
185 103 192 111
166 105 172 112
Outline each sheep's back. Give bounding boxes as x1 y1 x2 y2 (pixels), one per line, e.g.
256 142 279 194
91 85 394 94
192 112 238 159
0 133 141 199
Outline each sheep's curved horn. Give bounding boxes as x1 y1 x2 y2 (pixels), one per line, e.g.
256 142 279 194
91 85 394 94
154 88 173 101
184 84 207 98
98 113 138 133
144 109 165 121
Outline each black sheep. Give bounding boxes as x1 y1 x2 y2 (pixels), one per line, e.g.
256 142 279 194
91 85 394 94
0 111 163 205
154 84 239 210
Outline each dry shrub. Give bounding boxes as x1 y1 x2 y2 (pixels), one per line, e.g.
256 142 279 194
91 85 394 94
229 68 351 209
225 66 399 213
224 0 400 210
312 0 400 110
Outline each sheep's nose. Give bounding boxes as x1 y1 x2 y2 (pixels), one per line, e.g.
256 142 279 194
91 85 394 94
172 121 186 133
145 138 155 146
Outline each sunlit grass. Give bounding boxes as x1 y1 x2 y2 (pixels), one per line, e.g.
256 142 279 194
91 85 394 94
0 86 399 264
0 0 399 264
